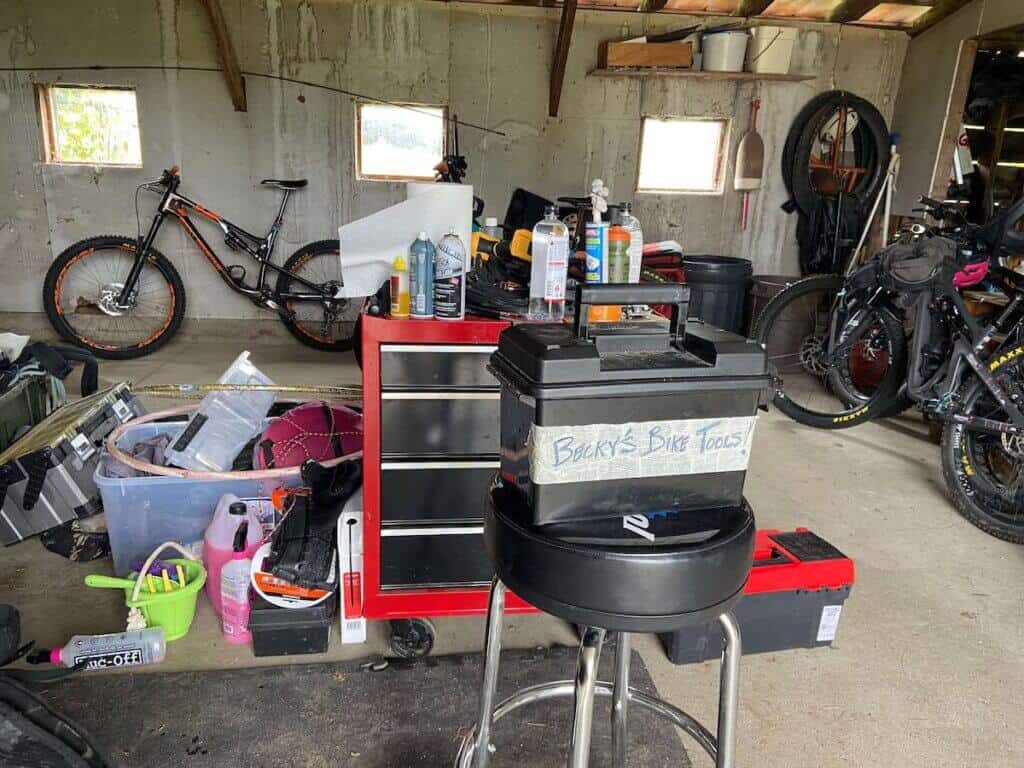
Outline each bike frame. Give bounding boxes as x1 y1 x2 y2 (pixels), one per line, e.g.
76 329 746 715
116 175 332 308
870 266 1024 435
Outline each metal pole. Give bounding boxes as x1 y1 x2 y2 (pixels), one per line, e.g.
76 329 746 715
716 612 742 768
611 633 631 768
473 579 506 768
568 627 605 768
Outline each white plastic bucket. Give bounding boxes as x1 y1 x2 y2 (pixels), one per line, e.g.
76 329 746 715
746 26 797 74
702 31 749 73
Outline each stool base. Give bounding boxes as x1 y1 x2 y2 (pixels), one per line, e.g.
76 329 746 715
455 579 742 768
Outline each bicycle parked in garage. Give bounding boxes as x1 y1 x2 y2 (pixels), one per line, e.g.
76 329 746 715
754 195 1024 542
43 166 360 358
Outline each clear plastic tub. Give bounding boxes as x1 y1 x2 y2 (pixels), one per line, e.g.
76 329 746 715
97 419 298 576
162 351 276 472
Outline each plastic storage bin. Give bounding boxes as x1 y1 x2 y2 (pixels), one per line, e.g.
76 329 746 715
490 284 771 526
97 419 298 576
701 30 748 72
162 351 275 472
745 26 797 75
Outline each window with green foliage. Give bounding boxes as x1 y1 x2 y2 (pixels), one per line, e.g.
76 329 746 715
38 85 142 166
356 102 446 181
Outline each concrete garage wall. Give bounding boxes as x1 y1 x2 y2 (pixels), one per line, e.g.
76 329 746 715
0 0 907 319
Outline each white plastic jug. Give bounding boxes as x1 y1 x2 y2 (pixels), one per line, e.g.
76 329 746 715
203 493 263 616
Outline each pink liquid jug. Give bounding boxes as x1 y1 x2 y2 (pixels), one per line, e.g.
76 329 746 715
204 494 262 615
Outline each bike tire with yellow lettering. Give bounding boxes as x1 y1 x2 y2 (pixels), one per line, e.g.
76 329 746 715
940 346 1024 544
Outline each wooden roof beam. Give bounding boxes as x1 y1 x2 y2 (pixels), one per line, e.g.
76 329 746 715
549 0 577 117
200 0 246 112
638 0 670 11
733 0 775 17
829 0 883 24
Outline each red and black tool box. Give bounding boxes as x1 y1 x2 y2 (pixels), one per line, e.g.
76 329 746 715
660 528 854 664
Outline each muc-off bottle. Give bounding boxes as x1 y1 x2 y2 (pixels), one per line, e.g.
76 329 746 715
409 232 435 318
434 230 467 320
36 628 167 670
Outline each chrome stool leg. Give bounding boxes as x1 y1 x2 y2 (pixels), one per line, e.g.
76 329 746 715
455 611 742 768
473 578 506 768
610 632 631 768
568 627 606 768
716 612 742 768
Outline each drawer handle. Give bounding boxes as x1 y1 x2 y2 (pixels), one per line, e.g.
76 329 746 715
381 344 498 354
380 526 484 537
381 461 500 470
380 392 501 400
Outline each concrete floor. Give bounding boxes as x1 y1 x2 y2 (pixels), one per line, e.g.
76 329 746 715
2 325 1023 767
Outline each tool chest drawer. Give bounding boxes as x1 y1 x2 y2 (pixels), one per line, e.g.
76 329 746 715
380 393 500 457
380 461 498 522
380 526 491 588
380 344 499 390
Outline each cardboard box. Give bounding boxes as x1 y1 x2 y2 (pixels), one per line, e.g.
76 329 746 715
599 41 692 69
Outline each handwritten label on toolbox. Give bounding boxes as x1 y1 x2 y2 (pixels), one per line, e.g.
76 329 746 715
528 416 757 485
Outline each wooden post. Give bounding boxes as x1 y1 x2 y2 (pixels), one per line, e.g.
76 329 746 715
549 0 578 119
200 0 247 112
928 39 978 202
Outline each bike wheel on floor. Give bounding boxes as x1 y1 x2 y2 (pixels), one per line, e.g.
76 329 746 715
276 240 361 352
941 347 1024 544
42 235 186 359
752 274 906 429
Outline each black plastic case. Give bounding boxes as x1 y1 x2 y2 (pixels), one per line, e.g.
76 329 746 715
489 284 770 526
249 594 335 657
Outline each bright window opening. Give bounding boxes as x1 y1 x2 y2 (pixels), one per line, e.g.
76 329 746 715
637 117 728 194
356 103 447 181
38 85 142 166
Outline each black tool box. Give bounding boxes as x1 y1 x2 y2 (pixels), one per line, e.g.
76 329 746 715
660 529 855 664
489 284 770 526
250 594 335 657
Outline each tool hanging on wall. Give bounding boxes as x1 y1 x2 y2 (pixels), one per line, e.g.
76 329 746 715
735 98 764 231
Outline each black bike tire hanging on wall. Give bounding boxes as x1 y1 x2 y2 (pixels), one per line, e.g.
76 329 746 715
782 91 891 216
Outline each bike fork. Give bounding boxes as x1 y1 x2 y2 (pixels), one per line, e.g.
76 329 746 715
117 206 170 306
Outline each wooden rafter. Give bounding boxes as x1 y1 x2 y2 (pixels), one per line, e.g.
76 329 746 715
733 0 775 17
199 0 246 112
549 0 578 118
829 0 883 24
911 0 976 37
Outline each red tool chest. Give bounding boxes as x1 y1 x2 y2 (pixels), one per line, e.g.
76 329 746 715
360 314 536 620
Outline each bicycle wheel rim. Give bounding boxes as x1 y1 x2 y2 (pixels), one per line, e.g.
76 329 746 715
53 244 177 353
960 381 1024 529
762 282 898 422
283 247 361 345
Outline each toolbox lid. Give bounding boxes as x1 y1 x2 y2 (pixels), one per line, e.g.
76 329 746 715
491 285 768 392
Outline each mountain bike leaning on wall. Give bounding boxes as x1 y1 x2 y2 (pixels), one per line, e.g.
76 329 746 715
42 166 360 358
754 196 1024 542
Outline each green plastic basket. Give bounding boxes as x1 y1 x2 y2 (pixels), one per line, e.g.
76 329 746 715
124 558 207 642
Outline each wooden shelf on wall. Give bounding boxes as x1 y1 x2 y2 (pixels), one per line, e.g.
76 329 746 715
589 68 814 83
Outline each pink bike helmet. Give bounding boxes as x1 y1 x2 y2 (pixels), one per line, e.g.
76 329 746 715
254 401 362 470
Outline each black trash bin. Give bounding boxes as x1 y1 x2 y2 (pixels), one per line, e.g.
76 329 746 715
683 255 753 334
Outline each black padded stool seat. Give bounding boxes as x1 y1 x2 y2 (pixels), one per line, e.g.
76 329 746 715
260 178 308 189
486 483 755 633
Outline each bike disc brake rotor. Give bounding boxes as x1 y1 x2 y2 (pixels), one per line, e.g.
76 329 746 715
799 335 829 376
1000 433 1024 460
95 283 135 317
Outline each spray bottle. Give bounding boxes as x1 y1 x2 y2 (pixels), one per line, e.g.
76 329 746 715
221 521 253 645
31 628 167 671
390 255 410 319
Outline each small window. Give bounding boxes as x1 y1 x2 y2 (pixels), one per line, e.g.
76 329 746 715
356 102 446 181
37 85 142 166
637 117 728 194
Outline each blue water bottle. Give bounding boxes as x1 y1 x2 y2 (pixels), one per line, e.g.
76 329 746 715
409 232 435 318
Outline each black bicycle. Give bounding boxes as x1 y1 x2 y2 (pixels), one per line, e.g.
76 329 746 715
755 196 1024 542
43 166 359 358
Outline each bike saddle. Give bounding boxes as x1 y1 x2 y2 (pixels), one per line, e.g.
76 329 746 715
261 178 308 190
